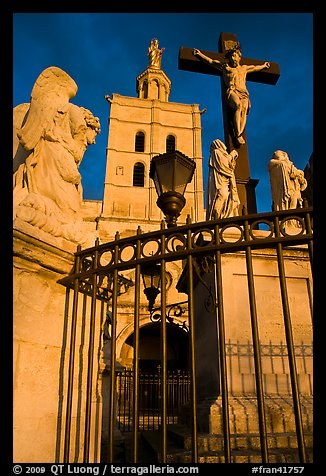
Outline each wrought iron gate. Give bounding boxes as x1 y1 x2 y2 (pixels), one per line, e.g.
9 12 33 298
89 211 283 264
116 369 190 431
58 204 313 463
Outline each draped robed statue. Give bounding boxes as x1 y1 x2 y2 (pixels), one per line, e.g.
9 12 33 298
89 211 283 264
268 150 307 211
206 139 240 220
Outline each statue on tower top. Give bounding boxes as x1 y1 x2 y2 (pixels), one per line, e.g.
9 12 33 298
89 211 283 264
148 38 165 69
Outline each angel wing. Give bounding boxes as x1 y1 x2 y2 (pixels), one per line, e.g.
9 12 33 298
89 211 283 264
17 66 78 151
13 103 31 173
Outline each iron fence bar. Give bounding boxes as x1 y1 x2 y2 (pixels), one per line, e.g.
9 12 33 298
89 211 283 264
132 262 141 459
129 370 133 432
186 216 198 463
116 372 121 430
303 200 313 265
306 278 313 324
123 370 128 431
83 239 99 462
303 202 313 324
176 370 180 416
108 233 120 462
155 370 160 430
244 219 269 463
68 207 313 256
227 339 234 395
152 373 156 430
214 222 231 463
132 227 142 461
124 370 129 432
59 238 312 283
117 370 121 429
160 221 168 462
173 374 177 421
58 209 313 285
274 216 306 463
123 369 126 431
141 378 145 430
63 246 81 462
143 375 146 430
171 372 176 421
118 370 124 431
146 374 151 430
123 370 127 430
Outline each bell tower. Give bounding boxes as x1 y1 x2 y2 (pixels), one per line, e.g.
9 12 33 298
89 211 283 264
98 39 205 241
136 66 171 101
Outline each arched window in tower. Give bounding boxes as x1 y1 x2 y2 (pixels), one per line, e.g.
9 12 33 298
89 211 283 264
143 81 148 99
166 135 176 153
135 131 145 152
133 162 145 187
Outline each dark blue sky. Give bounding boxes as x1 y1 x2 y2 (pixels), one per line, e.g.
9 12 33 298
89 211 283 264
13 12 313 214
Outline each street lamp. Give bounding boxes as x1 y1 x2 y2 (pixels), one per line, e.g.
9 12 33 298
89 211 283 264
141 262 189 332
149 150 196 227
141 263 161 312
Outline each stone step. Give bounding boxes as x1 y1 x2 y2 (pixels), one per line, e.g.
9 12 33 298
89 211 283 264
140 426 313 463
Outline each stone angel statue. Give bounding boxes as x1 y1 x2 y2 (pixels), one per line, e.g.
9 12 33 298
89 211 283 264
13 66 100 246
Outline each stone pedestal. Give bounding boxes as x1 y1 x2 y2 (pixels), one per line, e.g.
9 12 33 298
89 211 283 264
13 220 104 462
192 267 220 404
13 221 74 462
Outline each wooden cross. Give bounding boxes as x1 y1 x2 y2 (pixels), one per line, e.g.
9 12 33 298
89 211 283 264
178 32 280 214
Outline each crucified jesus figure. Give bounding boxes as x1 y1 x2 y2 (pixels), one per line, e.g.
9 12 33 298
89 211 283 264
193 44 270 145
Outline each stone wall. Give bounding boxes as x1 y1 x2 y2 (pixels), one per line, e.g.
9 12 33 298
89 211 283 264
191 242 312 434
13 221 104 462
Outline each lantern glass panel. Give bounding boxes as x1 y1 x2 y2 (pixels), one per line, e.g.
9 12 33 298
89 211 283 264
141 264 161 290
150 151 196 199
174 157 195 195
155 158 174 194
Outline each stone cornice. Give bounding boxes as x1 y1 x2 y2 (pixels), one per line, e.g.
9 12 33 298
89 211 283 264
136 67 172 86
13 219 75 275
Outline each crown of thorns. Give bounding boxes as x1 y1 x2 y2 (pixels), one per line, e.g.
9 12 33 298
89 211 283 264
224 42 242 59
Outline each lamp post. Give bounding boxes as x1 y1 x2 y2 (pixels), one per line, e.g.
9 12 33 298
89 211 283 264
141 263 189 332
141 263 161 312
150 150 196 227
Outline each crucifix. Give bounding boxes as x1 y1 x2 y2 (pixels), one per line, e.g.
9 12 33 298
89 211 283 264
178 32 280 214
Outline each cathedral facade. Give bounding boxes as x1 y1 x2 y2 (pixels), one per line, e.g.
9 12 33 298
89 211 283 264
13 41 313 463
